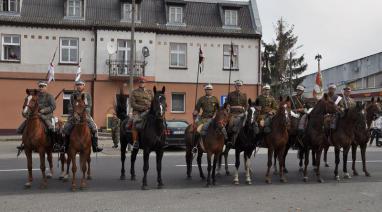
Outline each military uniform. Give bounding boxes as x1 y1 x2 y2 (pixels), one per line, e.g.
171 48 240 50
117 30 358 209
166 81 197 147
291 95 306 113
255 94 278 115
226 90 248 114
195 95 219 121
129 87 154 127
341 96 356 110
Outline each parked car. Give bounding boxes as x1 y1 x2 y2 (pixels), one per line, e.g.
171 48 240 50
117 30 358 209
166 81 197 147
165 119 189 148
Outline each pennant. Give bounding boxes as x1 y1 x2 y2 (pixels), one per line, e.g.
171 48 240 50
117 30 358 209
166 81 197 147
47 63 55 83
198 47 204 73
75 65 81 82
313 66 324 99
230 42 234 67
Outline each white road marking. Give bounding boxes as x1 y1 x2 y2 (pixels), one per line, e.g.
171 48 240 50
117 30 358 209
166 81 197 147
0 168 39 172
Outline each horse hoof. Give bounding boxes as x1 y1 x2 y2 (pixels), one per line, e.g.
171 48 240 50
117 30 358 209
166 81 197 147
24 182 32 188
353 171 359 176
59 176 64 180
80 184 87 190
225 171 231 176
273 171 279 176
303 177 308 182
141 185 149 190
365 172 371 177
246 180 252 185
343 173 352 179
46 173 53 179
157 183 164 189
233 180 239 185
325 164 330 167
280 178 288 183
187 175 192 180
71 187 77 192
212 181 216 186
265 178 272 184
317 178 324 183
205 183 211 188
283 169 289 174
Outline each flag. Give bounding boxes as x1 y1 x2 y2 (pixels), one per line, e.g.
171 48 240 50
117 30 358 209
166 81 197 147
75 65 81 82
198 47 204 73
313 65 324 99
230 42 234 67
47 63 55 83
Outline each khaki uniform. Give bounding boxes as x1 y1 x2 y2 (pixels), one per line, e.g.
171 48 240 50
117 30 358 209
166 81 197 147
129 87 154 126
292 94 308 131
255 94 278 115
341 96 356 110
195 95 219 120
226 90 248 114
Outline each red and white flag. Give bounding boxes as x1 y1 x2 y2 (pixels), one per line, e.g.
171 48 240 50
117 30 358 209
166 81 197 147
313 65 324 99
75 65 81 82
47 63 55 83
198 47 204 73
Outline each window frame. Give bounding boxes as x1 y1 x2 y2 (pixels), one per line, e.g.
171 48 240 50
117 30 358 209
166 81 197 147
169 42 187 69
171 92 186 113
66 0 83 18
59 37 79 64
1 34 21 62
224 9 238 26
0 0 19 13
63 90 75 116
223 44 239 70
121 3 141 22
169 6 183 24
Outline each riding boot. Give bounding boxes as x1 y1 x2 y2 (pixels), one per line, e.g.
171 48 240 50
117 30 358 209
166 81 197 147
132 128 139 150
61 135 70 153
92 134 103 153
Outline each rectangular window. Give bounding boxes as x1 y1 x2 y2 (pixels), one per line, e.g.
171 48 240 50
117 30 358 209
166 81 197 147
366 75 376 89
67 0 82 18
0 0 19 12
223 44 239 69
116 39 132 75
60 37 79 64
224 10 238 26
63 91 74 115
1 34 20 61
169 43 187 68
122 3 140 21
171 93 185 113
169 6 183 24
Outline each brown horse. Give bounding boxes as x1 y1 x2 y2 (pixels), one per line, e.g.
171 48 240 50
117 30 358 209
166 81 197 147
22 89 54 188
264 97 291 184
184 121 202 179
302 94 338 182
68 93 92 191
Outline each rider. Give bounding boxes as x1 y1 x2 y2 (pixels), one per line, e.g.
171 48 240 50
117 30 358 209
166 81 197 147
291 85 308 136
128 77 153 150
63 80 103 153
226 80 248 147
327 83 343 130
193 83 221 137
16 80 56 151
255 84 278 134
340 86 356 110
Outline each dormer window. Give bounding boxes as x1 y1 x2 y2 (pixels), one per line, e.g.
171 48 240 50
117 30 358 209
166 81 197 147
65 0 84 19
169 6 183 24
0 0 20 13
224 10 238 26
121 3 141 22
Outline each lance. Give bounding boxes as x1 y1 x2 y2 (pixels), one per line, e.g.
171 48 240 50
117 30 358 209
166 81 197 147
45 47 58 80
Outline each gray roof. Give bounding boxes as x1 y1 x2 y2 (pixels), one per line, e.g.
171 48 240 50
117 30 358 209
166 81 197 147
0 0 261 38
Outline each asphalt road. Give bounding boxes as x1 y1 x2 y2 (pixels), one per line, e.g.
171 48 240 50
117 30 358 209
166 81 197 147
0 140 381 212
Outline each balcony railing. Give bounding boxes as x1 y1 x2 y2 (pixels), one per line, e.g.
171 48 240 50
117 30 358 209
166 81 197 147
107 60 145 79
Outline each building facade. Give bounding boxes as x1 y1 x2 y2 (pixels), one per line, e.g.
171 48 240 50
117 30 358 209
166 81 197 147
302 52 382 101
0 0 262 133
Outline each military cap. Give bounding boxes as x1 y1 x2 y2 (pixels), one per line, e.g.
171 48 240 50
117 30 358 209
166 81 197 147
234 80 243 86
262 84 271 90
204 83 213 90
328 83 336 89
38 80 48 87
137 77 147 83
75 80 85 85
296 85 305 91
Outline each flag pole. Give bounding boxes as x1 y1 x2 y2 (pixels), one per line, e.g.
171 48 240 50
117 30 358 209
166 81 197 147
228 42 233 94
45 47 58 80
194 47 203 122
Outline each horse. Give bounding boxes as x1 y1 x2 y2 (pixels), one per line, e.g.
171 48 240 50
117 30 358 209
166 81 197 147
184 119 202 179
22 89 54 188
302 94 338 183
329 103 365 181
68 93 92 191
232 99 259 185
264 97 291 184
139 86 167 190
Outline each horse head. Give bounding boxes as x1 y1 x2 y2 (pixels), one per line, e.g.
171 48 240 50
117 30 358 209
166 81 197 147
313 93 338 115
23 89 40 116
277 96 291 124
366 97 382 128
214 104 230 132
152 86 167 120
247 98 257 125
72 93 87 123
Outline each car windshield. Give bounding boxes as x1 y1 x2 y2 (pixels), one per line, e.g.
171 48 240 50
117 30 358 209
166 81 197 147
166 121 188 128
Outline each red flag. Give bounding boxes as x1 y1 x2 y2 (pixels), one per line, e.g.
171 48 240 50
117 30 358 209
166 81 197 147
313 66 324 99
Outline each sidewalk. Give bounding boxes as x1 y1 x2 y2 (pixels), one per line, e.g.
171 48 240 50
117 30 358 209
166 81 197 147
0 132 112 142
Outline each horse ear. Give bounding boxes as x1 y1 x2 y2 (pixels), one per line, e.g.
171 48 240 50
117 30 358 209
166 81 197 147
81 93 86 101
248 98 252 105
286 96 291 102
153 86 157 94
377 97 381 103
371 97 375 103
323 93 329 101
161 86 166 94
279 96 283 102
26 89 30 95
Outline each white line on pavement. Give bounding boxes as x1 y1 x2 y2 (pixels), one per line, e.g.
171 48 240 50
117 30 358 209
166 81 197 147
0 168 39 172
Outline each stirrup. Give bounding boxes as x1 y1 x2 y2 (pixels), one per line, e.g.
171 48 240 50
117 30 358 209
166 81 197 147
133 142 139 150
192 146 198 154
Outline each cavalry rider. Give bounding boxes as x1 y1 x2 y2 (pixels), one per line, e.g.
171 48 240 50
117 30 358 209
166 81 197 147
291 85 308 136
16 80 56 151
327 83 344 130
226 80 248 147
63 80 103 152
193 83 220 138
255 84 278 134
340 86 356 110
128 77 153 150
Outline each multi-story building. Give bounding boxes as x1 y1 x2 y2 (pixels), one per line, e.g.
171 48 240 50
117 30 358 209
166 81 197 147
302 52 382 101
0 0 262 133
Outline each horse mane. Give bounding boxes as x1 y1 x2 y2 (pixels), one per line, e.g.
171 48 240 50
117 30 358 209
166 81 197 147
272 103 288 130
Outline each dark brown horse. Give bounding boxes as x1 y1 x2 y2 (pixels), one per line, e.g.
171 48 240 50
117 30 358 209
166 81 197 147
184 121 202 179
302 94 338 182
68 93 92 191
265 97 291 184
22 89 54 188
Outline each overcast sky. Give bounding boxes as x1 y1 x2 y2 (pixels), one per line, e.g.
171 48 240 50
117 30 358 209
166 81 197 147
256 0 382 75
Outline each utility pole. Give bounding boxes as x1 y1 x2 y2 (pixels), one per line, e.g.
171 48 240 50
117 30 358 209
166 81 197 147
128 0 136 115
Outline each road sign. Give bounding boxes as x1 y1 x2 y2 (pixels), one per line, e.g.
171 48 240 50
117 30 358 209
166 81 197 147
220 95 227 106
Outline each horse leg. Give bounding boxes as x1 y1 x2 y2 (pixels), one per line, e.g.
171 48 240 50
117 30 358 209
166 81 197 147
80 152 87 189
343 146 351 179
24 149 33 188
334 147 340 181
315 147 324 183
233 149 240 185
186 147 193 179
224 148 230 176
120 138 127 180
39 150 48 189
324 146 330 167
156 149 164 189
46 150 53 179
303 148 310 182
245 152 252 185
87 156 92 180
265 148 273 184
64 152 71 182
273 152 278 175
141 150 150 190
130 148 139 181
283 142 290 173
298 149 304 172
206 153 212 187
279 147 288 183
360 143 370 177
71 150 77 191
197 151 205 180
59 153 67 180
212 154 218 186
351 144 359 176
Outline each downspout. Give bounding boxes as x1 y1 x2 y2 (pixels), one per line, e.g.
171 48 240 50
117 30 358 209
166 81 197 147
91 26 97 118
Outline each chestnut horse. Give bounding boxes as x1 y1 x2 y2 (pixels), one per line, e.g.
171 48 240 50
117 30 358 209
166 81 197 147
302 94 338 182
264 97 291 184
68 93 92 191
22 89 54 188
